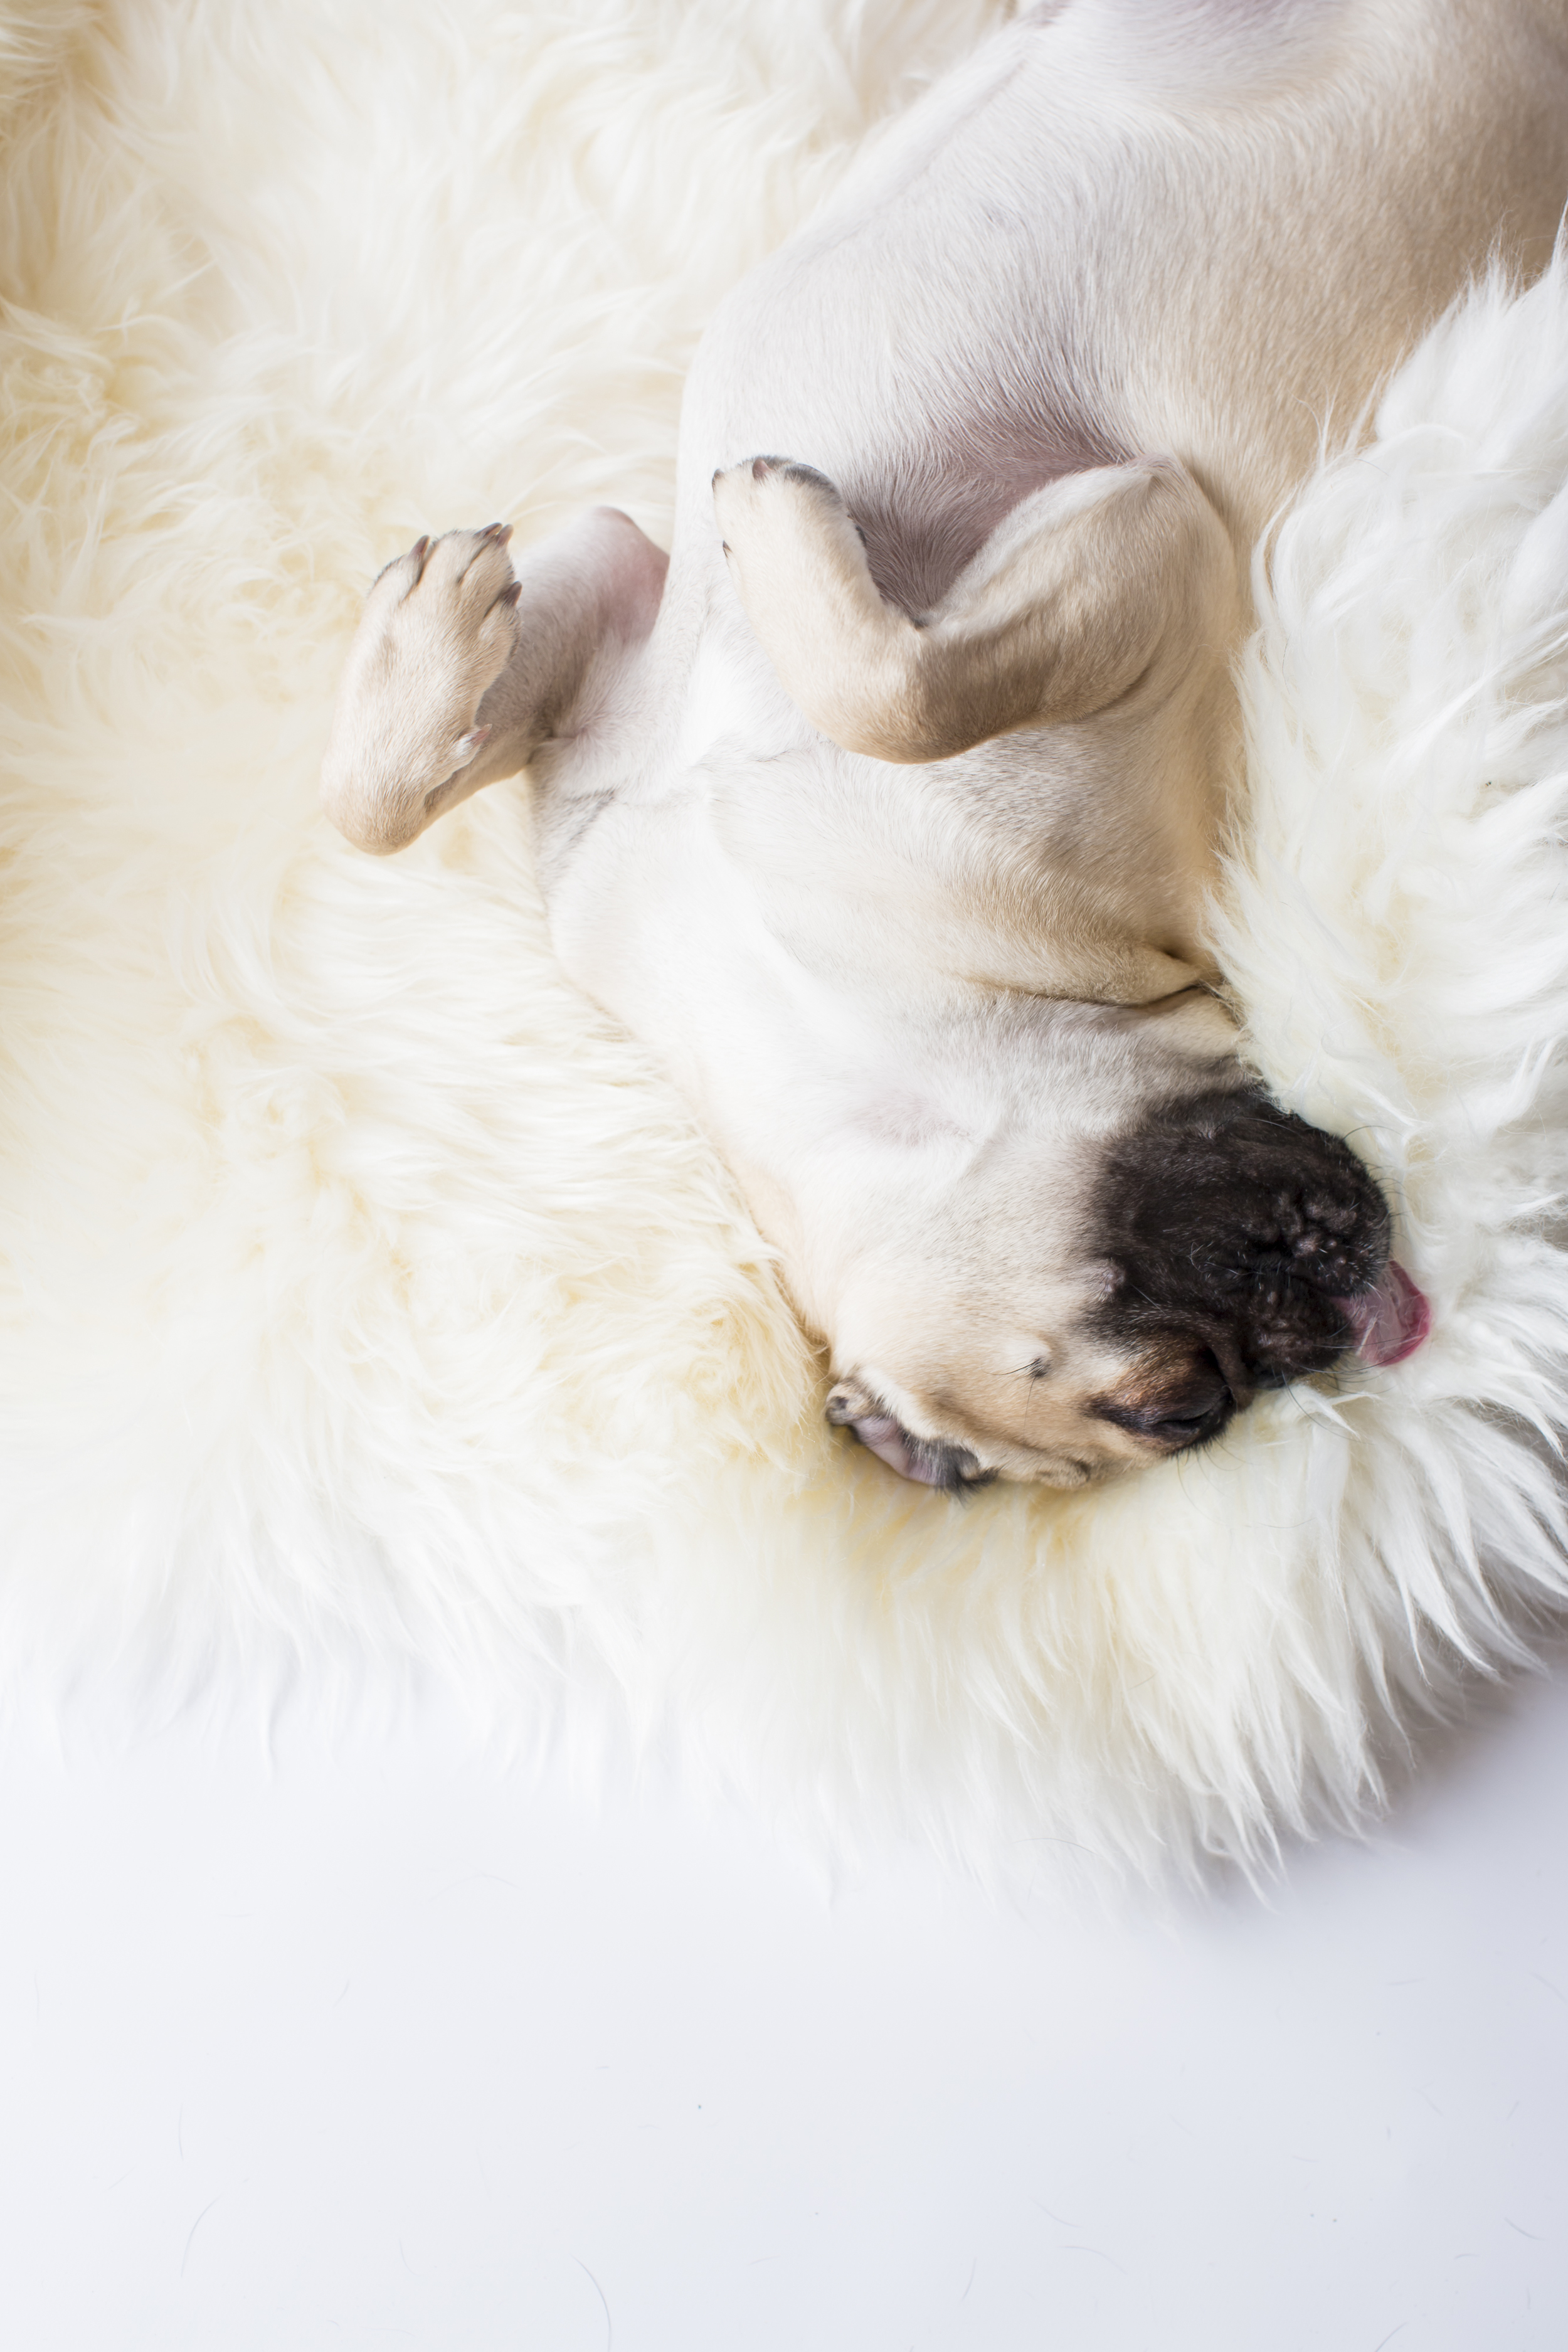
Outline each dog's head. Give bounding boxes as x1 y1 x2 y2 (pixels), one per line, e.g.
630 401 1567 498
816 1009 1426 1489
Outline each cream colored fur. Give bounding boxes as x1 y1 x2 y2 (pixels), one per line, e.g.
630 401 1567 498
3 0 1568 1875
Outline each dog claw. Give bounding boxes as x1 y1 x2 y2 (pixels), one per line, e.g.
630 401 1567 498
496 580 522 608
389 535 433 596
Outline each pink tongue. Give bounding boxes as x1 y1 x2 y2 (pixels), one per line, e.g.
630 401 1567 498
1333 1260 1431 1367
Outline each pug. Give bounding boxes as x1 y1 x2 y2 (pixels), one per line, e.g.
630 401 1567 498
321 0 1568 1486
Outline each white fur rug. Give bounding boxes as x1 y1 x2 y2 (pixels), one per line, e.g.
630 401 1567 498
4 0 1568 1880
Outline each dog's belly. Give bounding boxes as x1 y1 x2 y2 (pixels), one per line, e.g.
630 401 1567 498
667 0 1568 604
541 610 1213 1089
541 0 1568 1010
535 0 1568 1232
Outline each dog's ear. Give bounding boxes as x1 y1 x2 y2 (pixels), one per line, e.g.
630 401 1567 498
712 453 1235 763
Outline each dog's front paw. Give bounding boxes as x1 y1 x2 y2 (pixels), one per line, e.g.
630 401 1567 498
712 452 878 631
322 524 522 854
712 455 862 604
711 455 908 748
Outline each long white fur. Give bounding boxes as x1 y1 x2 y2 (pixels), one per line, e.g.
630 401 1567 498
1 0 1566 1880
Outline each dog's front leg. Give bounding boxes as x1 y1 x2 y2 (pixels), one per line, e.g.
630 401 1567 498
320 506 666 854
711 454 1234 764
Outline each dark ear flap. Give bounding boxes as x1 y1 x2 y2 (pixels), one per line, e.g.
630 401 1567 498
824 1377 992 1490
1091 1087 1392 1389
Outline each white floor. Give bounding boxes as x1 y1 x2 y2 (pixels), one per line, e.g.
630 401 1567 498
3 1658 1565 2352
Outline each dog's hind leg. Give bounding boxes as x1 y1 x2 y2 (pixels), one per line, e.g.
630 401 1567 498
711 454 1234 764
320 506 667 854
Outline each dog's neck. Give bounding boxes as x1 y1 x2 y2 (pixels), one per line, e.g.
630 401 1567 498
564 847 1239 1347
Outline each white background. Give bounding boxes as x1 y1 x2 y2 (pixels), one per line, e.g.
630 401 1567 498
2 1661 1564 2351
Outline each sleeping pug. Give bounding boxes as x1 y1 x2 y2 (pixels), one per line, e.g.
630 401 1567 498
321 0 1568 1486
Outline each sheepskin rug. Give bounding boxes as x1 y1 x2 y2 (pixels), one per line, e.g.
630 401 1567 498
4 0 1568 1880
